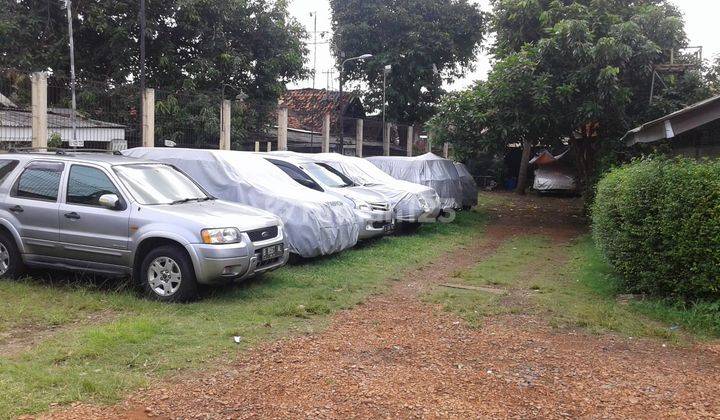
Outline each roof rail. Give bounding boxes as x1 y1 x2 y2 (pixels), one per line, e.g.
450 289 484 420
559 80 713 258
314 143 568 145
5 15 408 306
6 147 123 156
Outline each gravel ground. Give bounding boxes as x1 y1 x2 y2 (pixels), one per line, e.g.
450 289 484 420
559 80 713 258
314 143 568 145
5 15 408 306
40 194 720 419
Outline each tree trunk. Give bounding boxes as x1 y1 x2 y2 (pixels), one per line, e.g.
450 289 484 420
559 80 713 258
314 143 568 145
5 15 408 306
515 139 533 195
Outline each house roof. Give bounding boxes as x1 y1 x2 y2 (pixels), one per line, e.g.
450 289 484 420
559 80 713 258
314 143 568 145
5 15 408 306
623 94 720 146
280 88 364 132
0 109 126 129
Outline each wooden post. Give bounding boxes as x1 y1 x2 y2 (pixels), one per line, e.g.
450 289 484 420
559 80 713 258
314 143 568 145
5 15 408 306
142 88 155 147
277 106 288 151
383 122 391 156
31 72 48 149
322 113 331 153
267 141 272 152
443 142 450 158
254 141 260 152
355 119 364 157
219 99 231 150
406 125 414 157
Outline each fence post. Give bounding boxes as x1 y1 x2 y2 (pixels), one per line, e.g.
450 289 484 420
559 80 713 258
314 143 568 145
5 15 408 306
355 119 364 157
383 122 391 156
31 72 48 149
277 105 288 151
142 88 155 147
254 141 260 152
406 125 414 157
267 142 272 152
219 99 231 150
322 113 331 153
443 142 449 158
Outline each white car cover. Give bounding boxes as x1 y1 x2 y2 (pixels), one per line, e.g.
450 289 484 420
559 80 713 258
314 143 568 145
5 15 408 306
305 153 442 223
367 153 464 210
122 148 360 258
529 150 578 193
454 162 479 208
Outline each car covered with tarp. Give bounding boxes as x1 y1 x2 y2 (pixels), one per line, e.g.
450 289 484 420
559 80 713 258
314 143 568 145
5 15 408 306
366 153 464 210
122 148 360 258
529 149 578 194
296 153 442 224
454 162 479 209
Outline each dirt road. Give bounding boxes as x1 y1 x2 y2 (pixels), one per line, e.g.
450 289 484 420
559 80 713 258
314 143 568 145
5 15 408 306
44 194 720 419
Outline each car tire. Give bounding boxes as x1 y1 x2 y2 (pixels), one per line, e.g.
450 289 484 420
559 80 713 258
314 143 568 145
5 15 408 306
139 245 199 302
0 232 24 279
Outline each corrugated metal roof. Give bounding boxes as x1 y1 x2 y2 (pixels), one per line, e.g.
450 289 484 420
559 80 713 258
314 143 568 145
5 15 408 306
623 95 720 146
0 109 125 129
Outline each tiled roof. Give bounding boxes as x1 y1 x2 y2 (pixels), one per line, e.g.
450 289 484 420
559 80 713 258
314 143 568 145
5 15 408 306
280 89 365 133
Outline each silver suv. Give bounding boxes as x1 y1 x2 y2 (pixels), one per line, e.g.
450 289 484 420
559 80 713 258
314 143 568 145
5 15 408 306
0 151 288 301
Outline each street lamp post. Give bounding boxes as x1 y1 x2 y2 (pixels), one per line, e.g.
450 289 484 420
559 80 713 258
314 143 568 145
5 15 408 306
338 53 373 155
382 64 392 149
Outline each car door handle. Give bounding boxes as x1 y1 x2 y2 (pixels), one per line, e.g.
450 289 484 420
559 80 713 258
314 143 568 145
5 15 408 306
64 212 81 220
9 205 23 213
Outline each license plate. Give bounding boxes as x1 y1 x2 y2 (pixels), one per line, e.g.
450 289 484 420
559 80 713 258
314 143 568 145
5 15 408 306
260 244 284 261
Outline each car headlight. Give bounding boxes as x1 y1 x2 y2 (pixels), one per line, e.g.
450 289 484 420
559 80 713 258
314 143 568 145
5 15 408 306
201 228 241 244
418 196 430 211
347 196 372 211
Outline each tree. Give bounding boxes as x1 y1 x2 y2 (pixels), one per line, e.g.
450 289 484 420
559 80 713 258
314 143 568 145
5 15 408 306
329 0 485 124
0 0 308 108
434 0 712 196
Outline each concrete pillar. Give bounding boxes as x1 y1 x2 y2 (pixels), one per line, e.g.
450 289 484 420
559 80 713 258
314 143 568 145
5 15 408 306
31 72 48 149
219 99 231 150
277 106 288 151
322 113 331 153
383 123 391 156
142 88 155 147
355 119 364 157
443 142 450 158
267 142 272 152
406 125 414 157
254 141 260 152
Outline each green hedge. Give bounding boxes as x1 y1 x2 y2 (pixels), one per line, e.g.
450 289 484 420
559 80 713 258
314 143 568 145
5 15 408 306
592 157 720 300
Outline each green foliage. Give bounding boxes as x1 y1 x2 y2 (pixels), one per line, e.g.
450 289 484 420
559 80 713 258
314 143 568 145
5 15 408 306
329 0 486 123
592 158 720 300
47 133 62 149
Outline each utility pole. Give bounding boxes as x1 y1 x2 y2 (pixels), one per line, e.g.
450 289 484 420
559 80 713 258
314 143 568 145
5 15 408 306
139 0 147 142
311 11 318 90
382 64 392 148
63 0 79 148
338 54 372 154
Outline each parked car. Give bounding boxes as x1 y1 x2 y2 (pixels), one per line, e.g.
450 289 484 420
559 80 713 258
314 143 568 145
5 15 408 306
122 148 360 258
454 162 479 209
263 154 394 239
367 153 465 210
302 153 442 225
0 151 288 301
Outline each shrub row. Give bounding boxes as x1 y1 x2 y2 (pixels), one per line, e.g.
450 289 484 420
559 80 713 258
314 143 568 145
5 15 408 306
592 157 720 300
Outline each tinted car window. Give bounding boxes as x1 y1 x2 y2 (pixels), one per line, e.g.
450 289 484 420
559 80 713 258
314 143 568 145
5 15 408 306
0 160 19 184
14 161 64 201
267 160 323 192
67 165 121 206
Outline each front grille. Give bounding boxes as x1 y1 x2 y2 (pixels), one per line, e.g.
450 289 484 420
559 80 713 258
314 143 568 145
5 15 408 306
256 256 282 268
246 226 279 242
369 202 390 211
372 221 390 229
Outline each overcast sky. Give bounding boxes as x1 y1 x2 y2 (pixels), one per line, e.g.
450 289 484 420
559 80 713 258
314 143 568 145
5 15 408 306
287 0 720 91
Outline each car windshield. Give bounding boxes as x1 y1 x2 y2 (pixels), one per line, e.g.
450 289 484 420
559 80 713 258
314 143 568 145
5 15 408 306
114 163 210 205
302 162 352 188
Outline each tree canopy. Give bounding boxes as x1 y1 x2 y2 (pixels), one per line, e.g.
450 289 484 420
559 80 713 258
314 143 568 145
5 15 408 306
431 0 713 194
329 0 485 124
0 0 308 105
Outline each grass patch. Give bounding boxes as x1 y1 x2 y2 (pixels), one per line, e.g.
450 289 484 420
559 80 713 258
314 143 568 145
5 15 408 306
429 234 720 341
0 211 486 419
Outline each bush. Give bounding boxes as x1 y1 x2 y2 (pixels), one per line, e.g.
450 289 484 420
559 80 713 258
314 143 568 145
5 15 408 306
592 157 720 300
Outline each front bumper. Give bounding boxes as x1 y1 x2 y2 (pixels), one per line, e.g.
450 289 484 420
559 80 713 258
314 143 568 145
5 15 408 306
357 209 395 239
186 237 289 285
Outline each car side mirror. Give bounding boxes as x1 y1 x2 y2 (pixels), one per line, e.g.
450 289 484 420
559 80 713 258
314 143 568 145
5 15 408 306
99 194 121 210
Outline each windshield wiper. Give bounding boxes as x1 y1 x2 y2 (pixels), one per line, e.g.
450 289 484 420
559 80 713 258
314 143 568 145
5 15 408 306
170 198 203 205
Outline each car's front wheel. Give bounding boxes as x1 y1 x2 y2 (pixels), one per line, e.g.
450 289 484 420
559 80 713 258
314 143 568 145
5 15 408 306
139 245 198 302
0 232 24 279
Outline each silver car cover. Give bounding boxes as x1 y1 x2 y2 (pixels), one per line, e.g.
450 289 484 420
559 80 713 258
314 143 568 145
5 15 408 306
122 148 360 258
367 153 464 210
307 153 442 223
